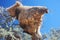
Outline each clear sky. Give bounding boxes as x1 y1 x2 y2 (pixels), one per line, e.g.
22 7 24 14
0 0 60 34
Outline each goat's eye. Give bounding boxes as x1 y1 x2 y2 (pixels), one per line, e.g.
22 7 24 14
15 8 21 14
15 8 21 19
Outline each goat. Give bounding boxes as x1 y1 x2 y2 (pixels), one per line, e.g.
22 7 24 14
7 2 48 40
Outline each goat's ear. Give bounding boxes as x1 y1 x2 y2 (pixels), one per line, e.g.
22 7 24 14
14 3 20 7
13 1 22 8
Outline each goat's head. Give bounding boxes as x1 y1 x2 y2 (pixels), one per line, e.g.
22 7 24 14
7 2 22 17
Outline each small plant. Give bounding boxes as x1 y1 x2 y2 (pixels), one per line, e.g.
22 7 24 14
0 7 32 40
43 28 60 40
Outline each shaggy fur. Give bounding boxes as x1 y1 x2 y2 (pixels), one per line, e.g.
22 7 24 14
7 2 48 40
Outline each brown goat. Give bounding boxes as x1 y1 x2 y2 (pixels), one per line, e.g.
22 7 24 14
7 2 48 40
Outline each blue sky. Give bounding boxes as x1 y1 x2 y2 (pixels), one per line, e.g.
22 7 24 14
0 0 60 34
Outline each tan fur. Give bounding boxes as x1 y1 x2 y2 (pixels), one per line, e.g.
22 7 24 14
7 2 48 40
